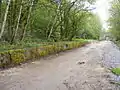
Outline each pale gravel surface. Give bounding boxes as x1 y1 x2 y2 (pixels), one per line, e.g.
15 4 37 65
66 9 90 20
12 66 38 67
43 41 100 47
0 41 120 90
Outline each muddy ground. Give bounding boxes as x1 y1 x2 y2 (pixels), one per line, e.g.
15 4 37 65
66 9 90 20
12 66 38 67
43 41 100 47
0 41 120 90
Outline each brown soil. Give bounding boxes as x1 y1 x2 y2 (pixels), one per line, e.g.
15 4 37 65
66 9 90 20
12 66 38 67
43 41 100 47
0 41 119 90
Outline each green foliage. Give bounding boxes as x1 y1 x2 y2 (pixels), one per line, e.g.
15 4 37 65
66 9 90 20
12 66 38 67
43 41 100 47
0 0 101 43
77 14 102 40
72 38 89 43
28 0 101 41
108 0 120 41
0 0 101 68
111 68 120 76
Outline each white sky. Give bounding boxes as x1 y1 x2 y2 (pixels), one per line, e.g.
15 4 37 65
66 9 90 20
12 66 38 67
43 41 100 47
93 0 112 29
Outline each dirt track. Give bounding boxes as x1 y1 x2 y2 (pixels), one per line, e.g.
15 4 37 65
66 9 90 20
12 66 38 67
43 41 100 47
0 41 120 90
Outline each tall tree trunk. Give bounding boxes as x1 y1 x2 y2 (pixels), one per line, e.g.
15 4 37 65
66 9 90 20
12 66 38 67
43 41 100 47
0 0 11 39
11 0 23 43
20 0 34 41
0 0 2 30
7 0 14 42
48 4 60 39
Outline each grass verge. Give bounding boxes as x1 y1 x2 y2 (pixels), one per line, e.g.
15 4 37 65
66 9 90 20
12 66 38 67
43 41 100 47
111 68 120 76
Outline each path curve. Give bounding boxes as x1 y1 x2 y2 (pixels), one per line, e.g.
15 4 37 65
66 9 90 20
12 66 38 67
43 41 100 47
0 41 120 90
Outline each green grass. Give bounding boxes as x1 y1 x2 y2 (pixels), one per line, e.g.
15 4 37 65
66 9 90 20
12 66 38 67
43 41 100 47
72 38 89 42
0 39 88 52
111 68 120 76
0 42 45 52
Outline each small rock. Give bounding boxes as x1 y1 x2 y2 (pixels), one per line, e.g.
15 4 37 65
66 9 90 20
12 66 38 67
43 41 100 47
82 81 88 85
77 61 85 65
56 54 59 56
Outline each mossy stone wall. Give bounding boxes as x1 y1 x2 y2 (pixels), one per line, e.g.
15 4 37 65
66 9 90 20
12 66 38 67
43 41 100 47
0 41 88 68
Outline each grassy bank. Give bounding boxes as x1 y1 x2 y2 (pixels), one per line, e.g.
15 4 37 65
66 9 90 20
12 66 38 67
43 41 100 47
111 68 120 76
0 39 88 68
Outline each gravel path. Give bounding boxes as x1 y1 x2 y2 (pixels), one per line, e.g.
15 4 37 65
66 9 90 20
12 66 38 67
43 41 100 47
0 41 120 90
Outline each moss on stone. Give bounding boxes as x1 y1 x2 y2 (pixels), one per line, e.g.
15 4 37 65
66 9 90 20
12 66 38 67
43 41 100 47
0 51 11 68
9 49 25 64
0 41 88 68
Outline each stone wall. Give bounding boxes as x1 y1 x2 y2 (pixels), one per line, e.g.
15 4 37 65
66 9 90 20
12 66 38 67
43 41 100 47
0 41 88 68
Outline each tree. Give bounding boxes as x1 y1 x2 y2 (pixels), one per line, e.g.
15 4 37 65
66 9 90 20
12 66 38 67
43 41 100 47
108 0 120 41
0 0 101 44
0 0 11 40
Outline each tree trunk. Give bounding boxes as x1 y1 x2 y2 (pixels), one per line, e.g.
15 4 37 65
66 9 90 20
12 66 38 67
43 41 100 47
48 4 60 39
20 0 34 41
0 0 2 30
11 0 23 43
0 0 11 39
